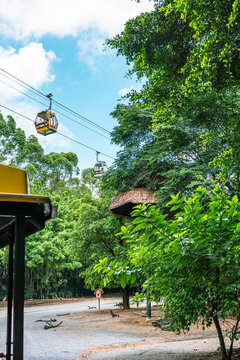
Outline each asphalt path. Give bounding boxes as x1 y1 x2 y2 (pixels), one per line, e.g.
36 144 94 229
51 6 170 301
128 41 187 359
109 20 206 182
0 298 122 360
0 298 234 360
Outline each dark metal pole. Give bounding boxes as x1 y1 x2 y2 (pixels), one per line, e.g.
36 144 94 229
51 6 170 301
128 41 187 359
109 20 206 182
146 278 151 320
146 238 151 320
13 216 25 360
6 227 14 360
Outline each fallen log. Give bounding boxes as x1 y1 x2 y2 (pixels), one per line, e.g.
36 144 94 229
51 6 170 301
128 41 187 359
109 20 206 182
44 321 63 330
56 313 70 316
114 302 123 308
152 318 170 330
35 318 57 323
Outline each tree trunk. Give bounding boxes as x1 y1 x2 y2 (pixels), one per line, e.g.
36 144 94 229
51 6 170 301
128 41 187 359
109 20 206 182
227 316 240 360
213 314 227 360
122 286 130 309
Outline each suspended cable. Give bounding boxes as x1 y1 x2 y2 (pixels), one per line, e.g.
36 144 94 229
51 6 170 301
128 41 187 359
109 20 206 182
0 104 115 160
0 78 48 107
0 67 111 134
52 99 110 134
0 78 110 140
0 68 48 99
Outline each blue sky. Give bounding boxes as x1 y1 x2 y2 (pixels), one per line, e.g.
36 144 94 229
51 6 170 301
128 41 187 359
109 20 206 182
0 0 154 172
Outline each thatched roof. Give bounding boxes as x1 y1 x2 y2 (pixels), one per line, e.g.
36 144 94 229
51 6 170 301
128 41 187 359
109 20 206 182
109 188 157 219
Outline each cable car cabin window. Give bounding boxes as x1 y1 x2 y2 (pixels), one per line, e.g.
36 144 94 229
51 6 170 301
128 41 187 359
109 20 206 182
35 110 58 136
94 161 108 177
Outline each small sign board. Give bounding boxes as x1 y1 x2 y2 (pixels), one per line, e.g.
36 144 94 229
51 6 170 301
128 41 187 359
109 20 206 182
94 289 104 310
94 288 104 298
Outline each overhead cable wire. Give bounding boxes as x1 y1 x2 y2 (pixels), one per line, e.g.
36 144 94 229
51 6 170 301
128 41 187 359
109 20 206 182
0 67 111 134
0 78 48 107
0 78 111 140
0 104 115 160
0 68 49 99
0 68 47 100
52 99 110 134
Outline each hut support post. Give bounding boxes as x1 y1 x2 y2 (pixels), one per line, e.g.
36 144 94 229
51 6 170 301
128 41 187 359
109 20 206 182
146 291 151 320
13 216 25 360
6 228 14 360
146 272 151 319
146 237 151 320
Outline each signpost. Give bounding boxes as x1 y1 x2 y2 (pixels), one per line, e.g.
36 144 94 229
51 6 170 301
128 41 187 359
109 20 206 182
94 288 104 310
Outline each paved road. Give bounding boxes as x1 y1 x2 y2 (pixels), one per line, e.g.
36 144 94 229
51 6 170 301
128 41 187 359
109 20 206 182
0 299 232 360
0 298 122 360
0 298 156 360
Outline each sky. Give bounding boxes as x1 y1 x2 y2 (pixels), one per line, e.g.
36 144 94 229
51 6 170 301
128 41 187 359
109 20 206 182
0 0 154 173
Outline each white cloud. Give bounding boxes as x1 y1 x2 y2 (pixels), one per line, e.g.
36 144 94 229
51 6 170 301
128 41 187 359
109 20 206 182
0 46 15 58
0 42 56 101
77 30 107 70
0 1 154 69
118 85 136 96
0 0 154 40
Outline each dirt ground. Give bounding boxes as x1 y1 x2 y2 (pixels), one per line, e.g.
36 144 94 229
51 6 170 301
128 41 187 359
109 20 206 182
1 295 239 359
65 302 240 360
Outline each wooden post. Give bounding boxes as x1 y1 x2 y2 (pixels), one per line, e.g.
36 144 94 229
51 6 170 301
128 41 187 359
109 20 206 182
94 289 104 311
13 216 25 360
6 227 14 360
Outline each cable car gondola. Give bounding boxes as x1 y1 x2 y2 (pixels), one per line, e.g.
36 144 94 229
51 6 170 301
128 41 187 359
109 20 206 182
94 151 108 177
35 93 58 136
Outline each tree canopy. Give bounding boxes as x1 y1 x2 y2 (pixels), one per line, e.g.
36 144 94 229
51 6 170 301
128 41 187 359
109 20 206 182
103 0 240 203
118 186 240 360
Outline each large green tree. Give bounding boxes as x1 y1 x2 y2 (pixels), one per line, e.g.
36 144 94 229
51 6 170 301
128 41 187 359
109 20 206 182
119 186 240 360
0 113 89 298
71 191 134 308
102 100 218 209
104 0 240 199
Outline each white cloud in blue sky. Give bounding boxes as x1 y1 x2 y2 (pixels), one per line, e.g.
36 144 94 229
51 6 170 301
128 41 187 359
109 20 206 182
118 85 136 97
77 30 108 70
0 0 153 40
0 0 154 170
0 42 56 100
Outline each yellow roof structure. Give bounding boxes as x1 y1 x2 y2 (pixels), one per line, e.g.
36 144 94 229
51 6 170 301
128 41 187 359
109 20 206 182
0 164 56 247
0 164 28 194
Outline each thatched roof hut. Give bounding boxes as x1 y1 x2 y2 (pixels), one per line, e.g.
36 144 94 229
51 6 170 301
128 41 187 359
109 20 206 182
109 188 157 219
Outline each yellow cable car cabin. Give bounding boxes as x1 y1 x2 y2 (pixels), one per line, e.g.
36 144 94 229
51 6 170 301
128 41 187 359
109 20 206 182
35 93 58 136
35 110 58 136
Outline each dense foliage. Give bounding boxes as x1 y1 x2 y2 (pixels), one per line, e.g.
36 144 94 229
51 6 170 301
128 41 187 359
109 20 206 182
1 1 240 358
103 0 240 205
116 186 240 359
98 1 240 359
0 114 119 299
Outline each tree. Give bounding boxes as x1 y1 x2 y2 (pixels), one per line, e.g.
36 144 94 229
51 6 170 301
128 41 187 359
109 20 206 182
166 0 240 91
108 0 240 100
105 0 240 200
0 112 88 298
25 184 87 298
71 194 135 308
95 257 141 309
102 101 218 210
121 186 240 360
